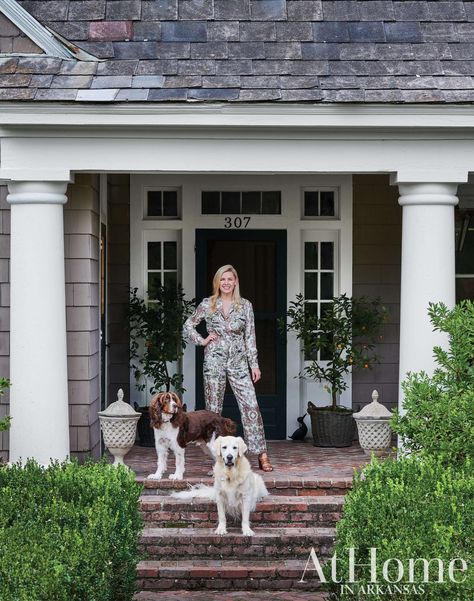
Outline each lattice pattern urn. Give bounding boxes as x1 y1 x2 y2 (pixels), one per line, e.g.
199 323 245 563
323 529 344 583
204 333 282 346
353 390 393 456
99 389 141 466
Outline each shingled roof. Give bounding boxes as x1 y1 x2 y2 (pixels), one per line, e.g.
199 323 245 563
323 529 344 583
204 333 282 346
1 0 474 103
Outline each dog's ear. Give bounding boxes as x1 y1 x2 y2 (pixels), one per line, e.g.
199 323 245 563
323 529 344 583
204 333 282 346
149 394 162 429
212 436 223 458
237 437 248 457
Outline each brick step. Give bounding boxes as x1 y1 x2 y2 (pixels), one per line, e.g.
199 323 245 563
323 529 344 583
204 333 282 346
139 476 352 497
140 526 336 560
135 590 328 600
139 494 344 528
137 559 325 592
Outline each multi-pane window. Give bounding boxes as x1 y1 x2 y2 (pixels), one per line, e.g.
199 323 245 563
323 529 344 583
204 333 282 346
303 238 336 360
147 240 178 300
202 191 281 215
303 189 337 219
146 189 180 219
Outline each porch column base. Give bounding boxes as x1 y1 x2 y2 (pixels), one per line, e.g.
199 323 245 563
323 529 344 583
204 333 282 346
397 183 458 416
7 181 70 465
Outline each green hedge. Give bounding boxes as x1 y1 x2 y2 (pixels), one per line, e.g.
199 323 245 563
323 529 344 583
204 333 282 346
391 301 474 466
0 460 143 601
327 456 473 600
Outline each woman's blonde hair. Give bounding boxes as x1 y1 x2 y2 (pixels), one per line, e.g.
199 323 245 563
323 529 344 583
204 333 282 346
209 264 242 312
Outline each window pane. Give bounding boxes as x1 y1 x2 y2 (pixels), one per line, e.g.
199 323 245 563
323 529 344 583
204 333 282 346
321 273 334 300
163 241 177 270
321 242 334 270
242 191 260 214
202 191 220 214
147 272 162 299
304 191 319 217
304 242 318 270
163 190 178 217
147 242 161 270
304 272 318 300
147 191 162 217
304 301 318 319
320 302 333 321
262 191 281 214
164 271 177 289
320 191 335 216
319 333 334 361
221 191 241 214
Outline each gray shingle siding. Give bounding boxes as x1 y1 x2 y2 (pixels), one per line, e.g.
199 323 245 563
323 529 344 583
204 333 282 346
1 0 474 102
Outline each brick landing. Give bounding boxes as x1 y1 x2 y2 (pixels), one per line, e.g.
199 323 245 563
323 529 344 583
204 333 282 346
126 440 370 484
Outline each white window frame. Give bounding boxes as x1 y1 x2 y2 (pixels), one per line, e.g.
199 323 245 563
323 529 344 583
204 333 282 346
143 186 182 221
301 186 339 220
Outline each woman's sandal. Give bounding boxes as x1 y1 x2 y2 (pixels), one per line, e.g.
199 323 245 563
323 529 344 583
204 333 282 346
258 452 274 472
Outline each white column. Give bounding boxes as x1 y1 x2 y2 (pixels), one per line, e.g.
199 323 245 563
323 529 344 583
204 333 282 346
398 183 458 414
7 181 70 464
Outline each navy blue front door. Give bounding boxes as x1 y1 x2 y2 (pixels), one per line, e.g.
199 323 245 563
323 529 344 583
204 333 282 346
194 229 287 440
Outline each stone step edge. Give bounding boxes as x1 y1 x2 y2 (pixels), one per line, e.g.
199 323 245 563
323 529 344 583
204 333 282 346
139 476 352 490
137 559 325 579
141 525 336 544
140 494 345 509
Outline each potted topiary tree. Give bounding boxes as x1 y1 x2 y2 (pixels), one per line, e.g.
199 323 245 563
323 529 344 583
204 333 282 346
128 284 195 446
282 293 387 447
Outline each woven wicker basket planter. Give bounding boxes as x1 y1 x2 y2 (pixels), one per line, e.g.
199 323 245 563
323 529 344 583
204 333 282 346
307 403 356 447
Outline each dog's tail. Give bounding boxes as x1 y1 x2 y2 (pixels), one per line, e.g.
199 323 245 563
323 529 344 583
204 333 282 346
171 484 215 501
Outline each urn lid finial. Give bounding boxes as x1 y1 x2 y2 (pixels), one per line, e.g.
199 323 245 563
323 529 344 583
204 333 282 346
98 388 141 418
353 389 392 419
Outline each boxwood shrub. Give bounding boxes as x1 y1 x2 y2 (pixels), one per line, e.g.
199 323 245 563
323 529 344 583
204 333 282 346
0 460 143 601
391 301 474 466
326 456 473 600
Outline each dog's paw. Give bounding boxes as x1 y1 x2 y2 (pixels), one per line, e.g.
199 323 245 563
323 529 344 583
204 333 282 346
169 472 183 481
242 526 255 537
215 524 227 536
147 473 163 480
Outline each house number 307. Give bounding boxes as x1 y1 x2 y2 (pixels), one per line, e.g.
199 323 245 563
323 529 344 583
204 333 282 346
224 216 251 229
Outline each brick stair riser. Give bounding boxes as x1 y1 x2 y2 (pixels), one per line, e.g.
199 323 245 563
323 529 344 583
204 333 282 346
140 537 335 560
137 572 323 592
141 480 351 497
141 513 341 529
139 501 343 529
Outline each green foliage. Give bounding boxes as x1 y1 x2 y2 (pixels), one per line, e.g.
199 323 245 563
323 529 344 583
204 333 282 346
282 294 387 409
328 456 473 600
0 459 143 601
0 377 11 432
391 301 474 465
128 285 195 395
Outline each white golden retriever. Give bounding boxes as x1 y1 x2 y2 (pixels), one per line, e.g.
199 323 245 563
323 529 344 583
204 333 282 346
172 435 268 536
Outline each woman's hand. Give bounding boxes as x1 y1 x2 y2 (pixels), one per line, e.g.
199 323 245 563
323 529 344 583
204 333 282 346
251 368 261 383
203 332 219 346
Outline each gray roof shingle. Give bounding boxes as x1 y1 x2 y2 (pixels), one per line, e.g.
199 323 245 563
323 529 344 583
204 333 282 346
1 0 474 102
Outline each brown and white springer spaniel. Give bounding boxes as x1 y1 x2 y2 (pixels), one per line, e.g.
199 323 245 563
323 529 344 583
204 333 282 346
147 391 237 481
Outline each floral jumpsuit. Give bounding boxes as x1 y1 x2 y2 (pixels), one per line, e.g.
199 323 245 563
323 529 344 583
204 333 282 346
183 297 267 454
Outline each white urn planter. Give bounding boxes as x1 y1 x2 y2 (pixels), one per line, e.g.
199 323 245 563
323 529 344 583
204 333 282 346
353 390 393 456
99 389 141 467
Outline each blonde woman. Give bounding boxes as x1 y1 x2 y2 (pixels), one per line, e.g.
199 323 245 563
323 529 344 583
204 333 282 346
184 265 273 471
